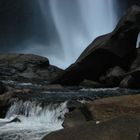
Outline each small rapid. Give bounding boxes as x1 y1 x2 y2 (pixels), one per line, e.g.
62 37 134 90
0 101 68 140
0 81 140 140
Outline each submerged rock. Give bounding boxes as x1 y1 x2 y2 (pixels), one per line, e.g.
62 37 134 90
8 117 21 123
53 5 140 86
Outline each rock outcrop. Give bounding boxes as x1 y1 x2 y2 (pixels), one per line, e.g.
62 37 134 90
0 54 63 82
53 5 140 87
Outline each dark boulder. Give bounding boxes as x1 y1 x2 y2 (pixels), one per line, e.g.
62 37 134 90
120 70 140 89
62 109 88 128
131 48 140 71
8 117 21 123
119 48 140 89
0 54 63 82
99 66 126 87
53 5 140 86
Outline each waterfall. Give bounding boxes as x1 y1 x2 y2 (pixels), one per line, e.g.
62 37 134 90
137 33 140 48
0 100 68 140
41 0 118 68
0 0 118 69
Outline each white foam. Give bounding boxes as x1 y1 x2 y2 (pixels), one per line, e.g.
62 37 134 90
80 87 119 92
0 101 68 140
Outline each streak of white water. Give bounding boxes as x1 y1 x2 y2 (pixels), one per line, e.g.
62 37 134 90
137 33 140 48
0 101 68 140
38 0 117 68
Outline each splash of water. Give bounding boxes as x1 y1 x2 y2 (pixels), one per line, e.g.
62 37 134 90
0 101 68 140
137 33 140 48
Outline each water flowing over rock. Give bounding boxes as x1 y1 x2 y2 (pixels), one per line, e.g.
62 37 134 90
0 100 68 140
0 82 140 139
53 5 140 86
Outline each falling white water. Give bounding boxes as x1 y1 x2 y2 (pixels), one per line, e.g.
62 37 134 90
137 33 140 48
0 101 68 140
38 0 118 69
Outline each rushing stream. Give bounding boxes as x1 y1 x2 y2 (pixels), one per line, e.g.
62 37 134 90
0 101 68 140
0 81 140 140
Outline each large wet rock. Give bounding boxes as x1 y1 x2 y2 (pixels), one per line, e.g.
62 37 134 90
53 5 140 86
0 54 63 82
42 116 140 140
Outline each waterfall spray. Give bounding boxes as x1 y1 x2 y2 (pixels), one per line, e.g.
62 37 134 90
0 100 68 140
38 0 118 68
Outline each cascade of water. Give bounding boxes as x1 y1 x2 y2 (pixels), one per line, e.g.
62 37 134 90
0 0 118 69
137 33 140 48
0 100 68 140
41 0 118 68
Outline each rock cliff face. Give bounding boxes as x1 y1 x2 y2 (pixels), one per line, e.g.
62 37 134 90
53 5 140 87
